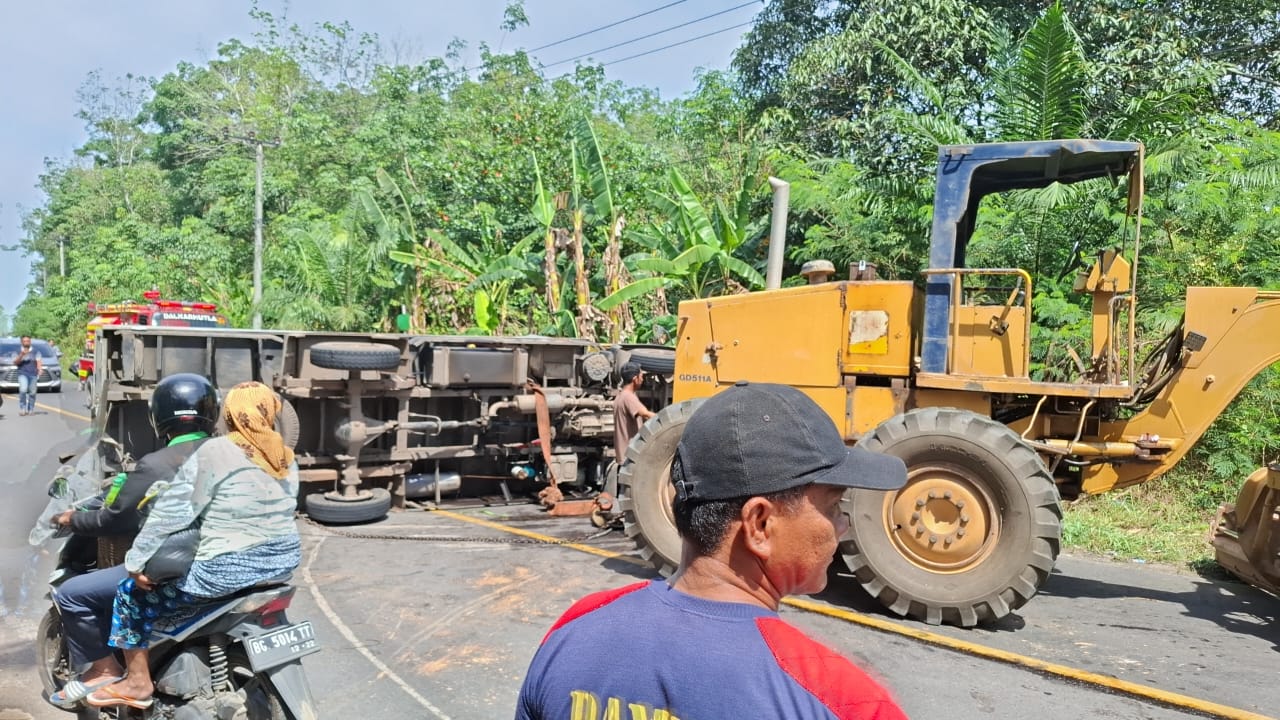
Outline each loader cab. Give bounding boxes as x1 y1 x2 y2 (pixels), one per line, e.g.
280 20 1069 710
917 140 1144 395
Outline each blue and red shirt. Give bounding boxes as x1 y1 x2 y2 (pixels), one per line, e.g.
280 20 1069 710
515 579 908 720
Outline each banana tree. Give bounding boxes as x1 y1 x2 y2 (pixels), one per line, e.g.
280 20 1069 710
600 167 765 319
351 169 428 330
529 152 562 316
565 115 631 342
388 210 541 334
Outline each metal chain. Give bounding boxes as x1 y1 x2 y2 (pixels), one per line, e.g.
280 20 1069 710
303 514 616 545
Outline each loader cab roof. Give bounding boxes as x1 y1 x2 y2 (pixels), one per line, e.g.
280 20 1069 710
920 139 1144 375
929 139 1143 269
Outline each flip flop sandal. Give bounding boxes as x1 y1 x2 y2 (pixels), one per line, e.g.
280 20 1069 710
49 676 123 708
85 685 154 710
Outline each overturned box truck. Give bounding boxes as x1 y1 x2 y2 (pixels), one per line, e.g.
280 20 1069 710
90 330 673 523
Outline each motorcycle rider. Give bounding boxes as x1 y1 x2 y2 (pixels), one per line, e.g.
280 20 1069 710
47 373 218 708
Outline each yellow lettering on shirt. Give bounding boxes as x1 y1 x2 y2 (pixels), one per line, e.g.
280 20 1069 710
569 690 600 720
564 692 679 720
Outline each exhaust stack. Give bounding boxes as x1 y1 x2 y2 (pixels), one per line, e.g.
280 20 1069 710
765 177 791 290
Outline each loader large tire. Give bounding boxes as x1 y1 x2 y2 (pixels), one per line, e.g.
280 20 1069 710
617 399 706 575
841 408 1061 627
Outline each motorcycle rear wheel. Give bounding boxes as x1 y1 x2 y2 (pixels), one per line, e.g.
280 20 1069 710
228 648 288 720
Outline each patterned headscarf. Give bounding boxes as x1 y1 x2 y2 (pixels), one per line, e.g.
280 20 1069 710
223 382 294 479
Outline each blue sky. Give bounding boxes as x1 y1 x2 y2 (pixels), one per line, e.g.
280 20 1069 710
0 0 759 322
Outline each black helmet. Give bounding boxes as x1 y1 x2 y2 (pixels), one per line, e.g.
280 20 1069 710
149 373 219 438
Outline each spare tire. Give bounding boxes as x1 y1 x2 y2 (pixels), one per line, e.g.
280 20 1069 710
305 488 392 525
626 347 675 376
310 342 401 372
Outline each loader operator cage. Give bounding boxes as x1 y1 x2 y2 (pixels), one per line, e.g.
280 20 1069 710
920 139 1145 375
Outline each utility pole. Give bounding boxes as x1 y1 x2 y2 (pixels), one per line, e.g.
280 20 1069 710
58 237 66 277
224 130 281 329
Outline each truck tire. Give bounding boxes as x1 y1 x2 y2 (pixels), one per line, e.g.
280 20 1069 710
214 394 300 449
304 487 391 525
277 398 301 449
625 347 675 376
617 399 706 575
841 408 1061 627
310 342 401 372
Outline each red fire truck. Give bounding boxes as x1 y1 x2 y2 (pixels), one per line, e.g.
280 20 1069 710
79 290 228 394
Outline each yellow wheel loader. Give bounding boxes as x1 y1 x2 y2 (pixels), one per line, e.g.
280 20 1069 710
618 139 1280 626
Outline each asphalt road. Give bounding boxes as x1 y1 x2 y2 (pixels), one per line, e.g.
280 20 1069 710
0 389 1276 719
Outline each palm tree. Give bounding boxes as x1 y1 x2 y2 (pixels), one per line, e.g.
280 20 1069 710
269 215 389 331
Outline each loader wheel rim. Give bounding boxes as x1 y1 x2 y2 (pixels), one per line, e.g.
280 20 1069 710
887 464 997 573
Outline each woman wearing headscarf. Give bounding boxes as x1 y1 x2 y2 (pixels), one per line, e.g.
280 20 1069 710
87 382 300 709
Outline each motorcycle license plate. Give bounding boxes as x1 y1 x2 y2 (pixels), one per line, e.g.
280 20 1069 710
243 621 320 671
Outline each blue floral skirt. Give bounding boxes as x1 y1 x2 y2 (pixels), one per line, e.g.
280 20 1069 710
107 536 301 650
108 578 207 650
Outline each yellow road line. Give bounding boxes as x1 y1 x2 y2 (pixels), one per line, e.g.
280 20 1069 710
1 393 92 422
432 507 1273 720
431 508 647 566
782 596 1273 720
40 402 92 422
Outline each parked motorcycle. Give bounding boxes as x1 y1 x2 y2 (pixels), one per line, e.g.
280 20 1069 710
31 440 320 720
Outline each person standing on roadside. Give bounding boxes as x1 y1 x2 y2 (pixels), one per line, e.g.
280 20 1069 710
612 361 655 464
15 335 43 416
517 381 911 720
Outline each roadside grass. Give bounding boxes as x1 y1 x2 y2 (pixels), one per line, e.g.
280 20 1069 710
1060 475 1231 576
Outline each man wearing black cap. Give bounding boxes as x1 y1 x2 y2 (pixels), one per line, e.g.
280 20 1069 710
612 361 655 464
515 382 910 720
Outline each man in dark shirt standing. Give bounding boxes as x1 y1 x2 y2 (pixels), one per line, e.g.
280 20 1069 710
612 362 655 464
15 335 43 416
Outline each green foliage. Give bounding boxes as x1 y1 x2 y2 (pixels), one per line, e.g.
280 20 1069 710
992 1 1087 141
616 167 766 304
12 3 1280 564
1061 483 1218 567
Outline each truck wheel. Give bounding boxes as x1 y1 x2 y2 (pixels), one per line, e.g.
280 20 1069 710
841 408 1061 626
277 398 301 449
310 342 401 371
215 394 300 449
304 488 391 525
618 399 706 575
